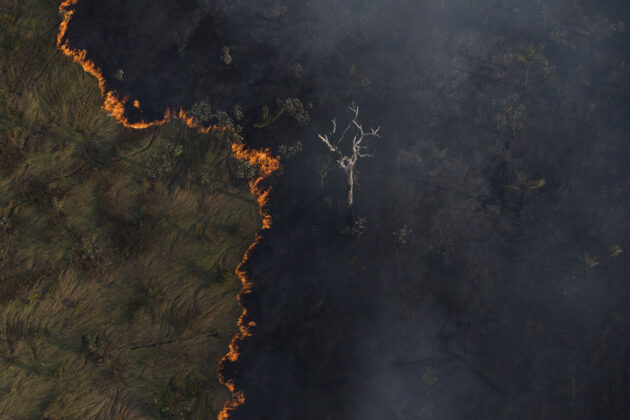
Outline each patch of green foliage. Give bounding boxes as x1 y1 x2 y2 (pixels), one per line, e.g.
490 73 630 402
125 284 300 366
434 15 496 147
253 104 285 128
0 1 260 418
503 172 546 191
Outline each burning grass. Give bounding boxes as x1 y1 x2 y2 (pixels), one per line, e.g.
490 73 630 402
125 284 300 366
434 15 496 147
57 0 224 133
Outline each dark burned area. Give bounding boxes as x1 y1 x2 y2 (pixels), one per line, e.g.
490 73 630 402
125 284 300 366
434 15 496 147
66 0 630 419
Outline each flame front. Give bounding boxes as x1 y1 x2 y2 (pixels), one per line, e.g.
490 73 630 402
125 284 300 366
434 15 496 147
58 0 222 132
57 2 281 418
232 143 280 229
217 145 280 419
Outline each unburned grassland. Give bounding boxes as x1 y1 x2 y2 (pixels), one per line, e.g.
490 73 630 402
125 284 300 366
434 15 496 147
0 1 259 418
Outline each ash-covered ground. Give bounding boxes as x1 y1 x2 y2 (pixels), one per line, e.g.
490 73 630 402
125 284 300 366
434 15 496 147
66 0 630 418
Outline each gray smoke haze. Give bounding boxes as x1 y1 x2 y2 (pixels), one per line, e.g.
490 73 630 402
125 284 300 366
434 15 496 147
64 0 630 418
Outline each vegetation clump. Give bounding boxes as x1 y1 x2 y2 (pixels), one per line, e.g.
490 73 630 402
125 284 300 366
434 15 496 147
82 332 105 361
343 216 367 237
278 140 303 158
277 97 310 126
253 104 285 128
142 143 183 180
221 45 232 65
188 100 214 125
232 158 257 180
393 225 412 244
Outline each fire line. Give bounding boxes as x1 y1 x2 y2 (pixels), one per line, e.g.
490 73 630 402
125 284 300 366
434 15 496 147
57 1 280 417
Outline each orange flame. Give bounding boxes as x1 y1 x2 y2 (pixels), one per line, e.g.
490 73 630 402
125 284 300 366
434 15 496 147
57 0 222 132
232 143 280 229
217 145 280 419
57 2 281 418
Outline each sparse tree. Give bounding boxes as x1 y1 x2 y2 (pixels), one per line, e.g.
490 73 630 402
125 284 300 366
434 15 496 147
317 103 380 207
112 68 124 81
221 46 232 65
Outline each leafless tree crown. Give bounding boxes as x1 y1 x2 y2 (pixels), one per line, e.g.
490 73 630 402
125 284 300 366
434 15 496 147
317 103 380 206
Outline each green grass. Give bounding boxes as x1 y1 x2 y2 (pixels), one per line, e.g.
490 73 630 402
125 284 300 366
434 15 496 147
0 1 260 418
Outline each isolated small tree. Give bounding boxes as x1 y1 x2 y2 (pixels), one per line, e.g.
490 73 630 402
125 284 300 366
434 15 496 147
317 103 380 207
505 42 550 88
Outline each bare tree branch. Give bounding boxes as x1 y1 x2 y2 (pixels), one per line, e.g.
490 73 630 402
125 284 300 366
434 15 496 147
316 103 380 206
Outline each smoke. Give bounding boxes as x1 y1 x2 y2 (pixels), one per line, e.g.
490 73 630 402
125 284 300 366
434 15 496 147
63 0 630 418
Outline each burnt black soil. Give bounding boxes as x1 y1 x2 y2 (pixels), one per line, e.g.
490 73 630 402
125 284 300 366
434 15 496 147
65 0 630 418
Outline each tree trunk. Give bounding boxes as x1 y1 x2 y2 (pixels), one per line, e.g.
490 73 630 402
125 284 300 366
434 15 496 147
347 168 354 207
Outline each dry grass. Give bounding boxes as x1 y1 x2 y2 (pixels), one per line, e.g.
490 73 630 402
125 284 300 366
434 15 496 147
0 1 260 418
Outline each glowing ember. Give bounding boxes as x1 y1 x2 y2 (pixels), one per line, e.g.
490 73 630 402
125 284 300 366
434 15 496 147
57 2 281 418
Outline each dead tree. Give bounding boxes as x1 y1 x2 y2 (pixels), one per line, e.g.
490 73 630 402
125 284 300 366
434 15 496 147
317 103 380 207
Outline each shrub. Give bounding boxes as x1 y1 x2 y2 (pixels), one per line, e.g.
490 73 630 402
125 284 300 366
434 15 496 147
82 332 105 361
278 141 303 158
142 143 183 180
231 158 256 180
277 97 310 126
188 100 214 125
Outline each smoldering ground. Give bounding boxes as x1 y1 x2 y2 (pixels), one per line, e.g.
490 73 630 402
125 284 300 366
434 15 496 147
64 0 630 418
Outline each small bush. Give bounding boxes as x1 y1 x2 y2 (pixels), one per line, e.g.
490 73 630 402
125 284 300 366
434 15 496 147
82 332 105 361
278 141 303 158
188 100 214 125
277 97 310 126
142 143 183 180
231 158 256 180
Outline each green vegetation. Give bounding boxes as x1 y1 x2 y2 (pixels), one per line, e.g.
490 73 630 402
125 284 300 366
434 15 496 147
0 1 259 418
503 172 546 191
253 104 284 128
504 42 553 87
